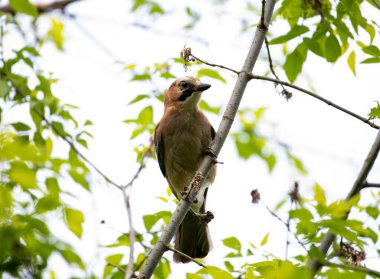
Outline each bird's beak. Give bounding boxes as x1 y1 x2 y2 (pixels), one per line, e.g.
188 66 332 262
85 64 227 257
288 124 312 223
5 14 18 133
196 83 211 92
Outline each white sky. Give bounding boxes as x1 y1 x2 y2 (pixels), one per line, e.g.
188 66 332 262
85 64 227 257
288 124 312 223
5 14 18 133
3 0 380 278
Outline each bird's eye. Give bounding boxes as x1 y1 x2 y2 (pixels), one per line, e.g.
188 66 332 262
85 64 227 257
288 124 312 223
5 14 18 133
179 81 189 90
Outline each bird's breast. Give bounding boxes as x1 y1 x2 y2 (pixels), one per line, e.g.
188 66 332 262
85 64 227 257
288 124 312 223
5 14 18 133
163 111 210 193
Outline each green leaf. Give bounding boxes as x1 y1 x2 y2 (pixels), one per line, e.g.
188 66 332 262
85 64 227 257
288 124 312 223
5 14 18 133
105 253 123 266
47 18 65 50
46 177 60 199
143 211 172 231
270 25 309 44
313 184 326 206
68 169 89 190
263 153 276 173
10 122 31 132
222 236 241 252
59 248 85 269
347 51 356 76
260 232 269 246
369 102 380 119
362 45 380 57
287 153 308 174
186 274 203 279
309 245 325 261
137 105 153 127
128 94 150 105
365 24 376 44
199 100 221 115
64 208 84 238
289 208 313 221
360 57 380 64
9 161 37 190
365 206 380 219
197 69 226 84
224 261 234 272
131 73 151 81
319 219 357 241
303 37 325 58
245 267 255 279
198 266 234 279
52 121 67 137
283 43 307 83
274 199 287 212
9 0 38 17
0 79 11 97
160 72 176 79
154 257 171 279
35 195 60 213
324 34 341 62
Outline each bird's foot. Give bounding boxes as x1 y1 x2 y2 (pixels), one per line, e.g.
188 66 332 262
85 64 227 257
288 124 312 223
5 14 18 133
202 147 223 164
195 211 214 223
180 187 190 200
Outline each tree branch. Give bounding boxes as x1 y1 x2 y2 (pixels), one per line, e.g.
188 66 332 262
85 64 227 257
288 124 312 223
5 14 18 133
323 261 380 278
362 182 380 188
308 128 380 274
136 1 277 278
0 0 82 15
187 52 379 130
248 74 379 129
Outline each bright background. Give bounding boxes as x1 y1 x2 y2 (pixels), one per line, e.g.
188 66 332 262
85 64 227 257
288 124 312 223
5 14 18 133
3 0 380 277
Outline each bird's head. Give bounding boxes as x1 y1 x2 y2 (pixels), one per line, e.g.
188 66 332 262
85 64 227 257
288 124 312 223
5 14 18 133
164 76 211 111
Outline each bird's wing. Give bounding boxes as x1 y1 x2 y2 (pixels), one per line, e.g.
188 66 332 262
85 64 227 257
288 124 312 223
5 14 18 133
154 123 166 177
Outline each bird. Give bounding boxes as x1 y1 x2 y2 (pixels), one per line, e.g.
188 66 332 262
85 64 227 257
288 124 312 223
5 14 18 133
154 76 217 263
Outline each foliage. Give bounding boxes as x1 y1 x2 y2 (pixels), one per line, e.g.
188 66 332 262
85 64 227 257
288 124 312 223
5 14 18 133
1 0 379 278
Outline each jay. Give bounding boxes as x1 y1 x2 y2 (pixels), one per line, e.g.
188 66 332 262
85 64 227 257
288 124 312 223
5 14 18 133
154 76 216 263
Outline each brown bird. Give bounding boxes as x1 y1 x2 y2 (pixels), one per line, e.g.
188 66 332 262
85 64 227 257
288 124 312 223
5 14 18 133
154 76 216 263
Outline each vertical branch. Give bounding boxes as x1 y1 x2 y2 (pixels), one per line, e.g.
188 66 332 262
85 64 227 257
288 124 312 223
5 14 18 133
123 144 152 279
308 129 380 274
123 187 135 279
137 1 276 278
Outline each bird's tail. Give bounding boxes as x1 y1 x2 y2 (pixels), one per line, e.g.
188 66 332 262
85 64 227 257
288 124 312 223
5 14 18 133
174 210 212 263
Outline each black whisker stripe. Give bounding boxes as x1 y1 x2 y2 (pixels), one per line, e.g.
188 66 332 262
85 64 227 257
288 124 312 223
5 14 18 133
178 88 194 101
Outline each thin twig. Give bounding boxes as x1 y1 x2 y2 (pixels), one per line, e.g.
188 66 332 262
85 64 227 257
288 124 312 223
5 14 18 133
371 0 380 10
323 261 380 278
308 129 380 274
264 37 293 101
261 201 308 253
248 74 380 129
137 1 277 277
189 53 239 75
0 0 82 14
123 144 152 279
124 142 152 189
165 246 207 268
284 204 291 260
188 52 379 130
362 182 380 188
123 189 135 279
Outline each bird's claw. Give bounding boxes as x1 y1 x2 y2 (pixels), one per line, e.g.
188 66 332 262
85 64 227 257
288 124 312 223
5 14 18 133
203 147 223 164
195 211 214 223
